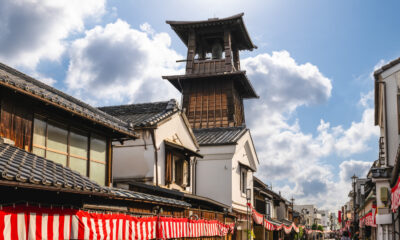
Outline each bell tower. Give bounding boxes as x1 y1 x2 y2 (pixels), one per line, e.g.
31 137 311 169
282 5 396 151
163 13 258 129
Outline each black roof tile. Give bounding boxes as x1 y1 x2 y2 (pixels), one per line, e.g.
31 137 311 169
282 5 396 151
193 127 248 145
99 99 180 128
0 62 136 138
0 143 190 208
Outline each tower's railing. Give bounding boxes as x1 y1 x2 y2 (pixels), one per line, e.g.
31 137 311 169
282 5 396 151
191 59 226 75
189 58 236 75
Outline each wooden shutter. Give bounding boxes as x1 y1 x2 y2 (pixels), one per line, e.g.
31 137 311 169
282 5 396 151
165 150 173 184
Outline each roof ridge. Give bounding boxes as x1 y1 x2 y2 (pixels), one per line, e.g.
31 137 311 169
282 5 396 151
0 62 133 135
99 100 173 110
193 126 246 132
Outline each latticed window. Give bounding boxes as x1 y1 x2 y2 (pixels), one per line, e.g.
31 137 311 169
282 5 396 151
32 115 107 185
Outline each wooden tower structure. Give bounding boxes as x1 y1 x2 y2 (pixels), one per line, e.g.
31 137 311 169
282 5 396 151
163 13 258 129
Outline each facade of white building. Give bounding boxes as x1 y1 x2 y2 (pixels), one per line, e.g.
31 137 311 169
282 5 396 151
373 58 400 240
194 127 259 213
100 99 202 194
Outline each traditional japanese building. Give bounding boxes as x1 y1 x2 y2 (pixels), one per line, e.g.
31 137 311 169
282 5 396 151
0 62 235 238
163 13 260 240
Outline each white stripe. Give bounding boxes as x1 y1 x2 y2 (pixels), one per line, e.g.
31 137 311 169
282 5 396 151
53 215 59 240
105 219 111 240
71 215 79 240
91 218 97 240
17 213 26 240
125 220 129 240
42 214 48 240
152 221 156 239
136 222 141 240
64 215 71 239
28 213 36 240
83 217 90 240
118 219 123 240
131 221 136 240
99 219 104 240
4 214 11 240
143 221 147 240
165 221 169 239
112 219 117 240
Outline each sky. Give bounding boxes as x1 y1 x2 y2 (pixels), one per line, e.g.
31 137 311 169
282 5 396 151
1 0 399 211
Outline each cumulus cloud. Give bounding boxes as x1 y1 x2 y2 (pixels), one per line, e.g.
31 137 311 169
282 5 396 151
243 51 332 113
244 52 379 210
0 0 105 68
65 19 183 105
359 91 374 108
339 160 372 183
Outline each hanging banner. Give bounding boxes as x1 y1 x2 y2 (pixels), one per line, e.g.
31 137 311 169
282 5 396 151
392 176 400 212
0 205 234 240
247 203 299 234
338 210 342 223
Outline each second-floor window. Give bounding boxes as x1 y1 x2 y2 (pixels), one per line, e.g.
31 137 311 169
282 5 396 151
266 201 271 218
165 150 190 188
240 166 247 194
32 116 107 185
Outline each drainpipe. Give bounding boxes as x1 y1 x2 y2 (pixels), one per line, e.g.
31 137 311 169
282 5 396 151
193 156 197 195
150 129 159 186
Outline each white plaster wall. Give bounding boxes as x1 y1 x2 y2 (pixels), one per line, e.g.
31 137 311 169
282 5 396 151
382 71 400 167
196 156 232 206
231 131 258 213
112 130 154 180
195 130 259 212
154 113 198 192
112 113 199 193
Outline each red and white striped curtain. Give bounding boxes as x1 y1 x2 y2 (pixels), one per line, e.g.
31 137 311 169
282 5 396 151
0 205 234 240
247 203 299 233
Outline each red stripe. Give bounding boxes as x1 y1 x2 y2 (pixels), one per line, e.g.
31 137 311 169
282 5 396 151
0 212 4 240
48 214 54 240
36 213 43 240
59 214 66 240
87 215 94 240
10 213 18 240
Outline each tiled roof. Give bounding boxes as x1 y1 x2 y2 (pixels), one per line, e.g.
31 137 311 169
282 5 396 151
0 62 136 138
373 56 400 79
110 188 191 207
193 127 248 145
0 143 190 208
99 99 180 128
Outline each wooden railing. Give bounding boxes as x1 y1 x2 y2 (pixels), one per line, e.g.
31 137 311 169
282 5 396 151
191 59 227 75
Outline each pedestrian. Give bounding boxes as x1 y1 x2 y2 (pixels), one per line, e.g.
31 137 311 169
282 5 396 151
341 231 350 240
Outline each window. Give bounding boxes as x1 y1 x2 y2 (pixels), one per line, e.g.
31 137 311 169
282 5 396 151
240 166 247 194
266 201 271 218
32 116 107 185
165 149 190 188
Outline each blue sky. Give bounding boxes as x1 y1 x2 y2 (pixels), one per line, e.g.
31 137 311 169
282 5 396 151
1 0 399 210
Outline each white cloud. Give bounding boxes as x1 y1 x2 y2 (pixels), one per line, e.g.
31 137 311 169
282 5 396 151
359 91 374 108
334 108 379 156
243 51 332 113
65 19 183 105
0 0 105 68
244 52 378 210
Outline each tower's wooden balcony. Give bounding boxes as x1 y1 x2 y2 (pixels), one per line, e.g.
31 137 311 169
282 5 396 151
188 58 237 75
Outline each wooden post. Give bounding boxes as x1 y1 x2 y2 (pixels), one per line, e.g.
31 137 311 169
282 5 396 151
224 30 232 73
186 30 196 74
